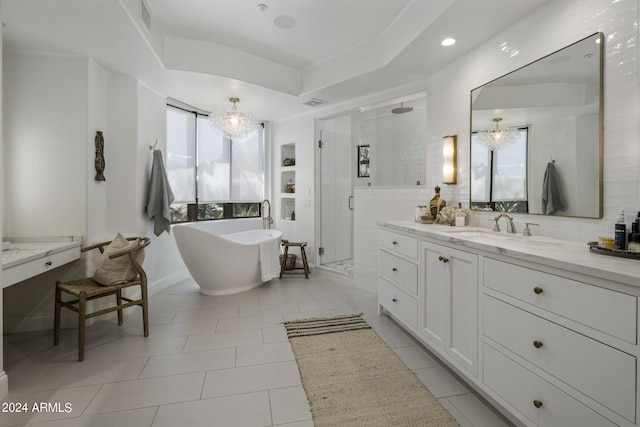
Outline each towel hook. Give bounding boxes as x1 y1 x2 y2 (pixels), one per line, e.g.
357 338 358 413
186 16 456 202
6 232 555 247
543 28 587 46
149 139 158 151
549 156 555 163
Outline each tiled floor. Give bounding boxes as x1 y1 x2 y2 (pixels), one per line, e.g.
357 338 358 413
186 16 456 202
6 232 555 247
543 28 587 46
1 274 512 427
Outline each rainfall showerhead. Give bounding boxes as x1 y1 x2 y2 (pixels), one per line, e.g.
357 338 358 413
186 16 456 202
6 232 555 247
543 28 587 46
391 102 413 114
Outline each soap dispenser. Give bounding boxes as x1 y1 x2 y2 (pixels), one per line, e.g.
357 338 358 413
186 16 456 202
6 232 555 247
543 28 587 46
615 210 627 250
455 203 465 227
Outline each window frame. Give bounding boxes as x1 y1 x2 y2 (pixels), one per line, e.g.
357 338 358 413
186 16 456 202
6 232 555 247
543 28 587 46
166 104 264 224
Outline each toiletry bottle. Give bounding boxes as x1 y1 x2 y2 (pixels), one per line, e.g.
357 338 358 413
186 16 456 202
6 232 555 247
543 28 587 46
455 203 465 227
614 210 626 250
628 212 640 252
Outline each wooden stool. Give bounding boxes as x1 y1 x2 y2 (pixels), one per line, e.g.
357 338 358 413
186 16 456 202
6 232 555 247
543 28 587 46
280 239 310 279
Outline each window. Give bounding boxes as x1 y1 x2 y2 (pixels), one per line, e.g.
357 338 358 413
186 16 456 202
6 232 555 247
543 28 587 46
471 127 528 213
166 105 264 222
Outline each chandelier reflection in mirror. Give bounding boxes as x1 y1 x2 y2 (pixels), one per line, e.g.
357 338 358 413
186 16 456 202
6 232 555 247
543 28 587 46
477 118 520 150
209 97 260 139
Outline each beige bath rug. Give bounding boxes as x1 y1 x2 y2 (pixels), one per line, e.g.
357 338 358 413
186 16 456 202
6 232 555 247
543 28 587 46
283 314 461 426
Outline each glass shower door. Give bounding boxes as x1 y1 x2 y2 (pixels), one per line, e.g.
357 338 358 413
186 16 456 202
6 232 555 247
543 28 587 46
319 130 353 271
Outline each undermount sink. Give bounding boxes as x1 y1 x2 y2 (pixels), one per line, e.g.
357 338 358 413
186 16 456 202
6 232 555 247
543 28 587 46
448 230 520 241
438 227 568 248
436 227 521 239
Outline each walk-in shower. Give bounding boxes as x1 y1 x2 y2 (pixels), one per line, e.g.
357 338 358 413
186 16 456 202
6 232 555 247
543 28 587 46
318 130 353 275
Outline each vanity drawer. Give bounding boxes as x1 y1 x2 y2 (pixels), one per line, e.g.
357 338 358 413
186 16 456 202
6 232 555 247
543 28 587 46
3 246 81 287
379 278 418 330
483 257 637 344
379 229 418 260
484 295 636 422
379 250 418 295
483 343 617 427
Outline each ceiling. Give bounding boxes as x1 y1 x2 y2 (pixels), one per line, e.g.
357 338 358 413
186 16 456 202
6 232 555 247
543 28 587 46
2 0 549 122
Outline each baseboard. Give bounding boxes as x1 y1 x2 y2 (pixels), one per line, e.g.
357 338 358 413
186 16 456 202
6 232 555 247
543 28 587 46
4 314 55 334
315 265 353 282
149 270 191 297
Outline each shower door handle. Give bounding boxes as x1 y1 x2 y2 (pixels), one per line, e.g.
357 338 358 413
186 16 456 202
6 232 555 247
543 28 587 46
348 195 354 211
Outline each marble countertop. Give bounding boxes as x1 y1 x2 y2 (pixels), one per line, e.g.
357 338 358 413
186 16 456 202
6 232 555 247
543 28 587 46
379 221 640 289
2 236 83 270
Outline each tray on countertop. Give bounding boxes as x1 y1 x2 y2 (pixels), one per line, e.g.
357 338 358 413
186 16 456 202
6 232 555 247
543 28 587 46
588 242 640 260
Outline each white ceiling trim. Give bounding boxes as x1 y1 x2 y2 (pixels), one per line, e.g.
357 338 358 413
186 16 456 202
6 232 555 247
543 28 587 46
164 36 301 96
159 0 456 98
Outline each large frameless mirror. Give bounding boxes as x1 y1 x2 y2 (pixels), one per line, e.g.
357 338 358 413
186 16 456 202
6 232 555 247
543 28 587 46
470 32 603 218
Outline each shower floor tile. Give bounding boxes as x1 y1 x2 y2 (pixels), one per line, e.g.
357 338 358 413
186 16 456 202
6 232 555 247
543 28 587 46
321 259 354 275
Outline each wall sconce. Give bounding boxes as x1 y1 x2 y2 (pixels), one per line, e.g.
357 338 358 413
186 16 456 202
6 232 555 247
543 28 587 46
442 135 457 185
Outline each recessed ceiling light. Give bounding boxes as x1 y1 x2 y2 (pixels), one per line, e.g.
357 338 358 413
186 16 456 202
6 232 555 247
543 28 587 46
274 15 296 29
441 38 456 47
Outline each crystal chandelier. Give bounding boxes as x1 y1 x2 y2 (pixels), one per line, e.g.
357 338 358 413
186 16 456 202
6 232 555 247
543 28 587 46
209 97 260 140
477 118 520 150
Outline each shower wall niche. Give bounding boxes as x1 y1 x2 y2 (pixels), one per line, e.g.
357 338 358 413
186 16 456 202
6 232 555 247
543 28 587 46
280 143 296 220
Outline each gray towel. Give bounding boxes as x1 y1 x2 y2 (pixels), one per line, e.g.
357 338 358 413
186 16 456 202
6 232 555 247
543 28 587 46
146 150 175 236
541 162 565 215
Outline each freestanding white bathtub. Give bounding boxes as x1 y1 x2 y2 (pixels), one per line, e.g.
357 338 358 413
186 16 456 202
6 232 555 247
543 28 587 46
173 221 282 296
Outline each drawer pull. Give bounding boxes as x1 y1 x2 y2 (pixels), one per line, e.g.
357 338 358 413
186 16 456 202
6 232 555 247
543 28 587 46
533 286 543 294
533 340 543 349
392 241 398 246
438 256 450 263
533 400 543 409
392 267 398 272
392 298 398 303
45 261 52 267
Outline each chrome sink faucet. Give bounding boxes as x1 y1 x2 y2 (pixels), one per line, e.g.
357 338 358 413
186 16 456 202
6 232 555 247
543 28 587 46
494 213 516 234
262 199 273 229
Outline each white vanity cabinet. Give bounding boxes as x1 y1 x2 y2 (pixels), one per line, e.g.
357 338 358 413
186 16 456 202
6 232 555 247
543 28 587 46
378 222 640 427
378 229 419 331
2 237 82 287
421 241 478 376
482 257 638 426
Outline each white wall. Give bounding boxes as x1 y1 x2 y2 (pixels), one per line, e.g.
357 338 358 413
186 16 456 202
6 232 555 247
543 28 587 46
2 51 188 333
137 82 189 290
272 115 317 263
87 59 108 251
3 52 88 238
2 53 92 330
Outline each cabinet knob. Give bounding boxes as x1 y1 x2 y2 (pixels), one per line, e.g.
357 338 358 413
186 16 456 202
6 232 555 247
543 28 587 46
45 261 52 267
392 298 398 303
533 340 543 349
533 400 543 409
438 256 449 263
392 267 398 272
533 287 543 294
392 241 398 245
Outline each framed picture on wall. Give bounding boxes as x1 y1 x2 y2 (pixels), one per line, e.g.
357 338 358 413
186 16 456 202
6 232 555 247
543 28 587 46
357 145 370 178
